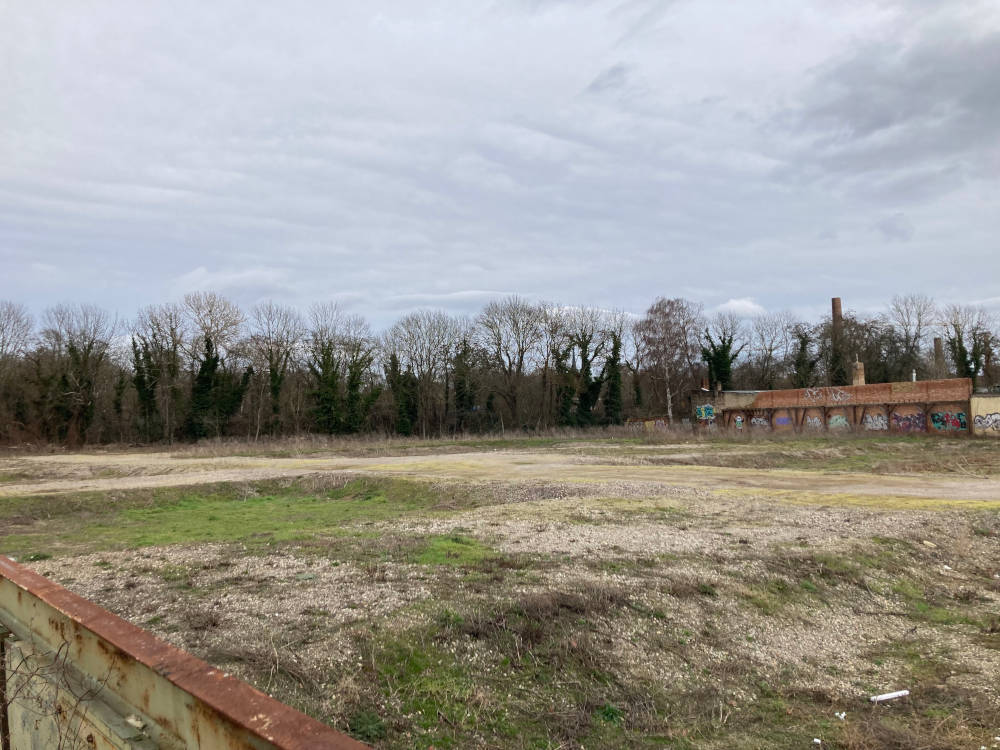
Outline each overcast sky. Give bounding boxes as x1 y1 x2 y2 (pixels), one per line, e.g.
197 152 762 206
2 0 998 327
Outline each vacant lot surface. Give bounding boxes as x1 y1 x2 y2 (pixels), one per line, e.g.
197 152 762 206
1 434 998 748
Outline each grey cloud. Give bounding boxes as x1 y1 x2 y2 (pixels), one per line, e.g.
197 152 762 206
1 1 998 328
586 63 631 94
874 213 915 242
784 24 1000 189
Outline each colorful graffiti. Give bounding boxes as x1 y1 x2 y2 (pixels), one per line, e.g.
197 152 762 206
974 413 1000 431
891 412 926 433
733 415 744 429
803 387 853 403
930 411 967 431
774 416 792 426
805 415 823 429
828 414 850 429
695 404 715 421
862 413 888 431
628 417 674 433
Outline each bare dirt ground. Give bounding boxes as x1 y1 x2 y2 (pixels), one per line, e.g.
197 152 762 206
2 436 999 749
2 444 999 504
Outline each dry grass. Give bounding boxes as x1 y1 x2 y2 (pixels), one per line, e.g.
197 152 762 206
6 436 1000 748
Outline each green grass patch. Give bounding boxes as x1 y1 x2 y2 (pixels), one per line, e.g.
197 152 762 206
892 579 983 627
0 478 477 557
413 534 494 566
744 578 803 615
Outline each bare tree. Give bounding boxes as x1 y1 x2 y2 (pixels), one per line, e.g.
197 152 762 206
0 300 33 364
563 306 615 425
0 301 34 440
634 298 704 423
476 296 544 427
707 312 746 347
305 302 381 434
939 304 992 383
748 311 795 389
889 293 935 375
564 307 611 362
308 302 347 348
248 302 303 437
309 303 376 363
384 310 465 436
34 304 118 445
534 303 570 429
132 303 187 442
183 291 244 358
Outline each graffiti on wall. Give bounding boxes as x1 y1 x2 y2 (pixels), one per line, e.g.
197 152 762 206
696 404 715 421
828 414 850 429
628 418 673 433
930 412 967 431
862 413 888 431
803 387 853 403
774 416 792 426
892 412 926 433
733 415 744 430
638 419 668 432
974 413 1000 431
750 416 770 429
805 416 823 430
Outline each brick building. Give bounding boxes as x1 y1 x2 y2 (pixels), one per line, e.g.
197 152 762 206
688 377 1000 437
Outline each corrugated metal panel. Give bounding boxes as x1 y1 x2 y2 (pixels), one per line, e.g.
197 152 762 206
1 556 368 750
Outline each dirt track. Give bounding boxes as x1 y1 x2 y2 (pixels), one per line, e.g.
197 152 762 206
2 448 998 506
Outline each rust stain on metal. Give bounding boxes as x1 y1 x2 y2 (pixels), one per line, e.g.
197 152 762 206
0 556 368 749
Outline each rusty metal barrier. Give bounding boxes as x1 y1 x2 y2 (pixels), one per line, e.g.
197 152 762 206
0 556 368 749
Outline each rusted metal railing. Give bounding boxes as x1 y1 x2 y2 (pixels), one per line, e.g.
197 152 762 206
0 556 368 749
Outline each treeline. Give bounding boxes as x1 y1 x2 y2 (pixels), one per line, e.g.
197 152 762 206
0 293 996 445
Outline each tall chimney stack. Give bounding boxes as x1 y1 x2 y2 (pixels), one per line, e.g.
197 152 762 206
830 297 849 386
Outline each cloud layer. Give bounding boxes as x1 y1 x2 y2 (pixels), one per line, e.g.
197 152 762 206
2 0 998 326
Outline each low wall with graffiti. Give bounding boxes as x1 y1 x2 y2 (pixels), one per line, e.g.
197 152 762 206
626 416 672 432
706 378 974 435
971 394 1000 437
